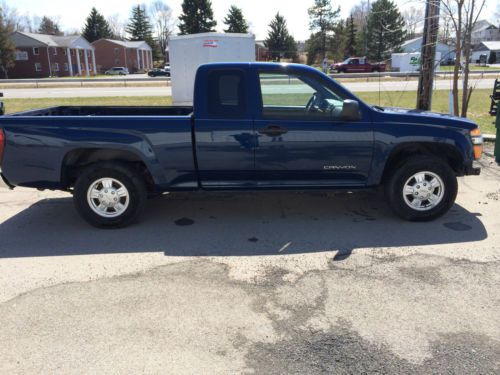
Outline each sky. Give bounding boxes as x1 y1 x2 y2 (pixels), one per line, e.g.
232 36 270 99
7 0 500 41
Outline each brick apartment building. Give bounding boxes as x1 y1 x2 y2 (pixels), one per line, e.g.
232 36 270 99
8 31 96 78
92 39 153 73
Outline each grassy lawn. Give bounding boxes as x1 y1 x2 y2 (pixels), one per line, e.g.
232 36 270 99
439 65 497 71
3 90 496 134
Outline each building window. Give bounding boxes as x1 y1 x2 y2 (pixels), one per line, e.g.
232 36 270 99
53 63 59 72
71 49 75 56
53 47 57 55
64 63 69 71
115 59 120 65
35 63 42 71
89 64 92 71
114 48 119 55
33 47 39 55
63 49 67 56
15 50 29 61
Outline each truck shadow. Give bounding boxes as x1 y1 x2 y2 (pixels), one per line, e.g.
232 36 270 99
0 191 487 258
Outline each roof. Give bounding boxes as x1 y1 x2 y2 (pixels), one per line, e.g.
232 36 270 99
401 37 422 47
11 31 93 49
477 41 500 51
99 39 152 50
472 20 498 33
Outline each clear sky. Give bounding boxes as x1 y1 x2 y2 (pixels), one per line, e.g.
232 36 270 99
6 0 500 41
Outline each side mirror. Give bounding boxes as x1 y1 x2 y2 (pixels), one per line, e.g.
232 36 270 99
341 99 362 121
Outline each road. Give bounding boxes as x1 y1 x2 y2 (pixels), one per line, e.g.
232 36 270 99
1 77 496 99
0 151 499 373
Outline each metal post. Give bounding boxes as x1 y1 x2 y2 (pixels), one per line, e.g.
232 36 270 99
495 107 500 164
416 0 441 110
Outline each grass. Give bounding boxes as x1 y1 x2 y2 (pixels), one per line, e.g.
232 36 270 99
439 65 498 71
3 90 496 134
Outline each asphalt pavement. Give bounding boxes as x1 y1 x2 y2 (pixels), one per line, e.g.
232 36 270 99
0 152 499 373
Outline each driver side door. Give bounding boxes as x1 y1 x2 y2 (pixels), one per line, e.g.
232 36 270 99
254 69 373 188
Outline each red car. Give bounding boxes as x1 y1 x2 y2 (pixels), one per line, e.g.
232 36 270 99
330 57 386 73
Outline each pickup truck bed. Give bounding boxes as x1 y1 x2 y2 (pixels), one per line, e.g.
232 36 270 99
0 62 482 228
11 106 193 117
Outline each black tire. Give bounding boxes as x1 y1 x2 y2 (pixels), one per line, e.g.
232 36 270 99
385 156 458 221
73 162 147 228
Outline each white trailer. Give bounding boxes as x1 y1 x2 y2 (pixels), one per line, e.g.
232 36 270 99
391 52 441 73
168 32 255 105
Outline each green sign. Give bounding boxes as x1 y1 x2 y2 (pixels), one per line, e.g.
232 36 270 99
410 56 421 65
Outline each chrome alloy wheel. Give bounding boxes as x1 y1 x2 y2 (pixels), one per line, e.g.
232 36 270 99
87 178 130 218
402 171 445 211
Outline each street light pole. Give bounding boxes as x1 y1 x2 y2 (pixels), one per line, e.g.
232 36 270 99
416 0 441 110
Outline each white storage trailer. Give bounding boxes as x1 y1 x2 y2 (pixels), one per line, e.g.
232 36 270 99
391 52 441 73
168 33 255 105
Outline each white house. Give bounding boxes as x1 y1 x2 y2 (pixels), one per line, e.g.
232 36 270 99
471 20 500 46
471 41 500 63
400 37 454 64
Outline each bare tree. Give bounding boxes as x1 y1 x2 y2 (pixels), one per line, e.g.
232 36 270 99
441 0 486 117
350 0 370 55
149 1 176 63
403 6 424 39
107 13 125 40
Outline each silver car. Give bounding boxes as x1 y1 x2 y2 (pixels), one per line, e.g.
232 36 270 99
104 67 129 75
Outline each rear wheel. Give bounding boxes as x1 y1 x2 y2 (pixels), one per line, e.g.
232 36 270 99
73 162 147 228
385 156 458 221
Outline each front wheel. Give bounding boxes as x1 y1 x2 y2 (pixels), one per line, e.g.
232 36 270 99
73 163 147 228
385 156 458 221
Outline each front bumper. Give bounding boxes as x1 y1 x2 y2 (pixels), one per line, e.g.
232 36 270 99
0 170 13 189
465 161 481 176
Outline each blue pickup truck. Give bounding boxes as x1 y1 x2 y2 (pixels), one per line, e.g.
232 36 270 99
0 63 483 227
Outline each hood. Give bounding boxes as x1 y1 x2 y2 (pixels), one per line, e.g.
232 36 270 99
377 106 477 131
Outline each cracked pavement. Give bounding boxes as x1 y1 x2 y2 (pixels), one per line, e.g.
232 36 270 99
0 154 499 374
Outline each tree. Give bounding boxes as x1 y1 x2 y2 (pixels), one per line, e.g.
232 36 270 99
0 5 15 78
107 14 125 40
366 0 406 61
149 1 176 63
403 6 424 40
82 7 113 42
441 0 486 117
223 5 249 33
346 15 357 57
351 0 371 56
178 0 217 35
126 5 158 59
38 16 62 35
264 13 297 61
308 0 340 60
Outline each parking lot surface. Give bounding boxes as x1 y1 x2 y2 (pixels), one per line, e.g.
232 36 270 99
0 155 499 374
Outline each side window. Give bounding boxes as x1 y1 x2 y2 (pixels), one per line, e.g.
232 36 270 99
206 70 246 118
259 71 346 120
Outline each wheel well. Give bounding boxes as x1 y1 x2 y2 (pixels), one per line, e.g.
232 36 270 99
381 143 464 183
61 148 155 191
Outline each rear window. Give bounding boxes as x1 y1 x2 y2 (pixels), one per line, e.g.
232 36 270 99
206 70 246 118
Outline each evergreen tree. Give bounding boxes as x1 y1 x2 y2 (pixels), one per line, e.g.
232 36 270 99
38 16 62 35
264 13 297 61
346 15 357 57
223 5 249 33
0 7 15 78
366 0 406 61
82 7 113 42
126 5 158 59
178 0 217 35
307 0 340 59
331 19 347 61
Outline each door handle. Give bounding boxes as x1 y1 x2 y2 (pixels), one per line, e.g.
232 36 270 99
258 125 288 137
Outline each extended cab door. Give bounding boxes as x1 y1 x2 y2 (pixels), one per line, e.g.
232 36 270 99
193 67 256 188
254 67 374 188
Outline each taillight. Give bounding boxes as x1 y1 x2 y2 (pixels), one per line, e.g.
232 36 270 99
470 128 483 160
0 129 4 166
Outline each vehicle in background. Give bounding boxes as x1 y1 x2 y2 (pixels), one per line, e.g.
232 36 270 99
0 63 482 228
330 57 386 73
104 67 129 75
148 68 171 77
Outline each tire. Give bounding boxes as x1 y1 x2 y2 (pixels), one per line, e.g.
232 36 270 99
384 156 458 221
73 162 147 228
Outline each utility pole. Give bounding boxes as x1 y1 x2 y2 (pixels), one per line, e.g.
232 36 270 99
416 0 441 110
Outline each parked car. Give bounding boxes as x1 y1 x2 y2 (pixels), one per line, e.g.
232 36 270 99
0 63 482 228
104 67 129 75
330 57 386 73
148 68 170 77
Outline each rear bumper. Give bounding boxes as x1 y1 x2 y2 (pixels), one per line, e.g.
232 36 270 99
464 161 481 176
0 170 13 189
